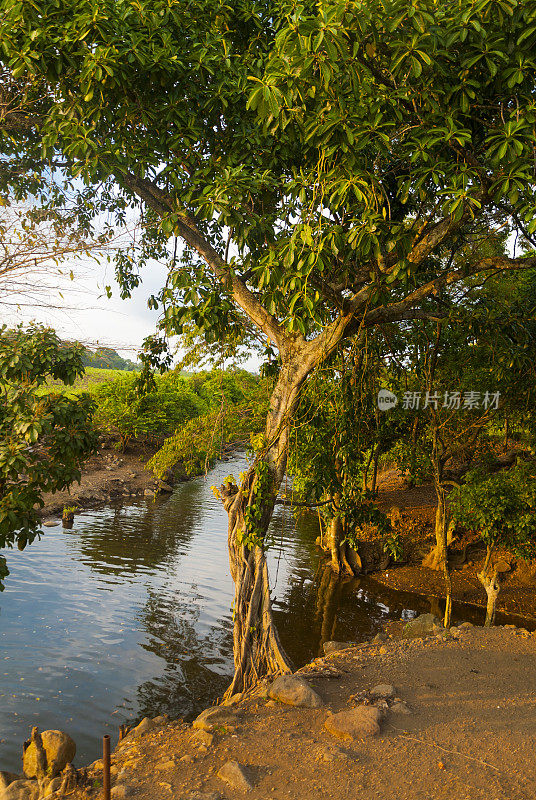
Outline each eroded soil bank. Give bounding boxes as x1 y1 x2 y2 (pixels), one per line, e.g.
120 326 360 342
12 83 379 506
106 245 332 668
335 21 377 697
59 622 536 800
369 467 536 623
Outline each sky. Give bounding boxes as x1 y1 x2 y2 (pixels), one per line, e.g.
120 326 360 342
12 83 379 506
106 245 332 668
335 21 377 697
5 254 169 361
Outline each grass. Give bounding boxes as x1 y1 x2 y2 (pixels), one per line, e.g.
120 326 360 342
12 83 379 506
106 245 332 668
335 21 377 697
39 367 137 396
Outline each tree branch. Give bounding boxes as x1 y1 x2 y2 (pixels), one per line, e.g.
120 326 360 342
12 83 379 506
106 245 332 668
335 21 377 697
118 171 288 348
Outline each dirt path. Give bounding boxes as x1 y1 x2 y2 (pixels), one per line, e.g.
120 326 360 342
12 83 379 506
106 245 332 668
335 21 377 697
61 622 536 800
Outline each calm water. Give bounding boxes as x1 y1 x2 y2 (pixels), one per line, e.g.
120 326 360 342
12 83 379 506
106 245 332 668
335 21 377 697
0 455 514 773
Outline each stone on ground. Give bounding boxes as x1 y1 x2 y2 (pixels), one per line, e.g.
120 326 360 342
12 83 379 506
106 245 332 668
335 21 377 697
370 683 395 698
127 717 154 738
391 701 411 714
324 706 382 740
403 613 442 638
217 760 253 791
192 729 214 747
323 641 356 655
23 730 76 778
111 786 131 799
268 675 324 708
192 707 237 732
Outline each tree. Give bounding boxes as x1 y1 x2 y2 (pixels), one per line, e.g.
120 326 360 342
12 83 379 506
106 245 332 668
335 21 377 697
3 0 536 691
288 338 402 575
450 464 536 626
0 325 97 588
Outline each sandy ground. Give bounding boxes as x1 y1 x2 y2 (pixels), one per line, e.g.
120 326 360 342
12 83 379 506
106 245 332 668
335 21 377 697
61 623 536 800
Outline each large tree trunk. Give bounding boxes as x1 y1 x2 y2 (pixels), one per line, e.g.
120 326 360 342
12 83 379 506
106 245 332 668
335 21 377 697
221 350 316 696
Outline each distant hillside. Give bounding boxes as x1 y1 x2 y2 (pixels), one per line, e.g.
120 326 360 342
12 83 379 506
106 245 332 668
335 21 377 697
81 346 140 371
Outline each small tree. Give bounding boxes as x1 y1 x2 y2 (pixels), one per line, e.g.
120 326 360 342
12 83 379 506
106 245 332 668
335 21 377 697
450 464 536 626
0 325 97 588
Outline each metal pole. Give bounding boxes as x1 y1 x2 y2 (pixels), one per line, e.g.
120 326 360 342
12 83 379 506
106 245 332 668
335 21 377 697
103 734 111 800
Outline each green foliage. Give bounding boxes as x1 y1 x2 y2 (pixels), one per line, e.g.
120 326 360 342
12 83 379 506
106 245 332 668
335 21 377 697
450 464 536 560
93 371 205 449
0 325 97 588
3 0 536 353
289 341 404 536
382 529 404 562
147 376 268 478
241 459 272 548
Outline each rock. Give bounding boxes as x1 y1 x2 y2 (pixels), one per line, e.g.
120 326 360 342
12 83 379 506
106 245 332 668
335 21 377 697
192 707 236 732
183 793 222 800
403 613 442 638
217 761 253 792
152 715 167 726
180 754 195 763
111 786 131 799
23 730 76 779
41 520 60 528
370 684 395 699
0 774 19 792
373 699 389 716
324 706 382 740
127 717 153 738
157 482 173 492
192 730 214 747
323 641 357 655
157 760 176 770
458 621 473 629
0 779 38 800
268 675 324 708
317 745 350 762
391 701 411 714
143 489 155 498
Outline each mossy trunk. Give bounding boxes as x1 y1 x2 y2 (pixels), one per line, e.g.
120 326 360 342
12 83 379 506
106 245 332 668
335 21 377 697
221 350 315 696
478 547 499 627
327 514 359 577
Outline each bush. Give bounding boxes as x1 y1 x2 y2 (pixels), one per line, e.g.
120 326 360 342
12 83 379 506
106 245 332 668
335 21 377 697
94 371 205 449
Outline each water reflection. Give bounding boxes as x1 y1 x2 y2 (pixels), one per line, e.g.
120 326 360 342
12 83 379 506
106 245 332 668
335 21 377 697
1 454 532 774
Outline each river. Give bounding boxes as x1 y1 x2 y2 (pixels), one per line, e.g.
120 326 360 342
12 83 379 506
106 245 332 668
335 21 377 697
0 454 493 773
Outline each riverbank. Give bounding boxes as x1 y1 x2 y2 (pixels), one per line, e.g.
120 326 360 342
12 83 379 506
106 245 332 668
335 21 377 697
39 446 536 624
38 441 186 520
28 620 535 800
364 466 536 624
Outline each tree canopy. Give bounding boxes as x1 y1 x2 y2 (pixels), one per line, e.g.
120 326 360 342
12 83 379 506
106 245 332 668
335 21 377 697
3 0 536 688
0 325 97 589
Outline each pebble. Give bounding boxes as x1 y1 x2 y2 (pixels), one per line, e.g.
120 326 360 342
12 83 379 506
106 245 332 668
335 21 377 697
111 786 130 799
193 707 237 732
192 730 214 747
390 701 411 714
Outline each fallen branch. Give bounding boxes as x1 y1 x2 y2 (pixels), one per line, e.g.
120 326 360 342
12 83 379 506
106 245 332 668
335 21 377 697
391 728 501 772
